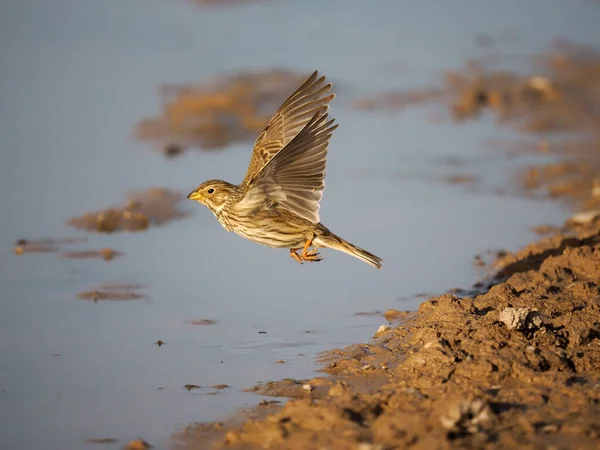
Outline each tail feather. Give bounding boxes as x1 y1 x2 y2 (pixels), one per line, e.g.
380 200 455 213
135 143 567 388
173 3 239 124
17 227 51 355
315 232 382 269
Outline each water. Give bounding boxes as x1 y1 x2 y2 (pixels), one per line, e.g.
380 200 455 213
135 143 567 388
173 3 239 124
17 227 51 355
1 0 599 448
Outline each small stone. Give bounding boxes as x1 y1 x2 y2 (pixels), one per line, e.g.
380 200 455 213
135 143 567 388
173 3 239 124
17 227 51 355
499 307 531 331
100 248 115 261
542 423 560 433
570 210 600 225
440 397 493 433
423 339 450 350
528 312 544 328
373 324 391 337
302 384 314 392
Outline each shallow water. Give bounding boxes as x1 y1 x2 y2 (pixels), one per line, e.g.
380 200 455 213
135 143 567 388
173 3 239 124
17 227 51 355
1 0 599 448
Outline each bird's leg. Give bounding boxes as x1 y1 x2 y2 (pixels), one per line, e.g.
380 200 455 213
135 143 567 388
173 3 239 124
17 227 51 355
299 237 322 262
289 248 303 264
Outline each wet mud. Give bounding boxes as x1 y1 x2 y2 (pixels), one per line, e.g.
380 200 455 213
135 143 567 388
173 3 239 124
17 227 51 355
136 70 308 155
171 42 600 450
124 438 152 450
186 319 219 326
68 188 188 233
62 248 123 261
173 213 600 450
14 237 123 262
77 283 145 302
13 237 86 255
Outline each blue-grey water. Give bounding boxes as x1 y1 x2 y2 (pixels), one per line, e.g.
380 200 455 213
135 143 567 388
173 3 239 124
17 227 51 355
1 0 599 449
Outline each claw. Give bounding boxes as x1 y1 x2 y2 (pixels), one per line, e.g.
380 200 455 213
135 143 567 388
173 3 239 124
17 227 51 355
289 238 323 264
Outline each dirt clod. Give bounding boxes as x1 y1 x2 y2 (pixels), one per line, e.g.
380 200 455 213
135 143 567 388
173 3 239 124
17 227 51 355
124 438 152 450
77 283 145 302
136 70 309 154
184 385 202 391
68 188 188 233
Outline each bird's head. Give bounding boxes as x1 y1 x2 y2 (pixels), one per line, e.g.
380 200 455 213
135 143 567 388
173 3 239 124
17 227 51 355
187 180 236 214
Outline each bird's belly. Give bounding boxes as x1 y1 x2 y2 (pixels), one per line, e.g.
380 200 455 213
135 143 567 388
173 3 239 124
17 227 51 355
231 223 307 248
220 210 310 249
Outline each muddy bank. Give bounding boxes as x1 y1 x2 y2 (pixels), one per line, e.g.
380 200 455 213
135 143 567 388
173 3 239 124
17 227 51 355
171 42 600 450
173 213 600 450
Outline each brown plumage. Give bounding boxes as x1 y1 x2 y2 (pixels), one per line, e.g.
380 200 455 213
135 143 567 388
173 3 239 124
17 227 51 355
187 71 382 269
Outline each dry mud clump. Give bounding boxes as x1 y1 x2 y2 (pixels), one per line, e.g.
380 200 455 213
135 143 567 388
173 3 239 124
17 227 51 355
67 188 188 233
174 219 600 449
136 70 308 155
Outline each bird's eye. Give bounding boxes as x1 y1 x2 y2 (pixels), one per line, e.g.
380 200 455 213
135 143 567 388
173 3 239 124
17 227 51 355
207 188 215 194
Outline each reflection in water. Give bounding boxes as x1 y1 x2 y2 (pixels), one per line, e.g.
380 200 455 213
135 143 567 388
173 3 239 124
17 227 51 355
0 0 599 448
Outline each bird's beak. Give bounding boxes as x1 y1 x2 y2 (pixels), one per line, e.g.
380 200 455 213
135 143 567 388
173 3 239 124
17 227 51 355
187 190 202 201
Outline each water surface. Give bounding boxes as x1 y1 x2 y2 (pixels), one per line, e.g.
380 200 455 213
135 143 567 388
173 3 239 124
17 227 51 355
1 0 599 448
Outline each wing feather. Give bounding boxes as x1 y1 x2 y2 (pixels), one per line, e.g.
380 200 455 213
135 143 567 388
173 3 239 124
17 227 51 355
244 113 337 223
241 71 334 185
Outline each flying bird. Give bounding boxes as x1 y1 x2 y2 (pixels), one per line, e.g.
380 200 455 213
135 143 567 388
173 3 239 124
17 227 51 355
187 71 382 269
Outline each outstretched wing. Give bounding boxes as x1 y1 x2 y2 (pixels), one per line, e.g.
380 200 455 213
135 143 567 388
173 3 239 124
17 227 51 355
241 71 334 186
243 113 337 224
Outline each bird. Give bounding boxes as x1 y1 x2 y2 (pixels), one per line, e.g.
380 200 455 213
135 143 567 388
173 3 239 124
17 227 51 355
187 71 382 269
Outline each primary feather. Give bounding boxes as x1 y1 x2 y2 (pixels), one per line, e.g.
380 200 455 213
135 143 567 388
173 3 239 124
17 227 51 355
242 70 334 185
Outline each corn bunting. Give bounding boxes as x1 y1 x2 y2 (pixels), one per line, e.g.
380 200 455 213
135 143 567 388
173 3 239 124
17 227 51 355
188 71 382 269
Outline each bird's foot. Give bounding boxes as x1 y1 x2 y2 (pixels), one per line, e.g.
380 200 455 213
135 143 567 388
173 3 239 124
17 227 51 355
302 246 321 261
288 238 322 264
289 248 304 263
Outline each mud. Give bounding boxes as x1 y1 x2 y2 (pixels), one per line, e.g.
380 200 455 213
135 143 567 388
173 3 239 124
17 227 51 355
186 319 219 326
13 237 86 254
174 217 600 450
85 438 119 444
14 237 123 262
61 248 123 261
124 438 152 450
77 283 145 302
68 188 188 233
136 70 308 155
171 42 600 450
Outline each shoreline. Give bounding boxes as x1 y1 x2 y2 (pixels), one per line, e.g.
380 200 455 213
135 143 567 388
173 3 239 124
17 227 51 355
174 216 600 449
